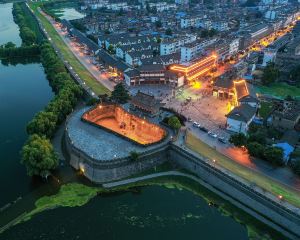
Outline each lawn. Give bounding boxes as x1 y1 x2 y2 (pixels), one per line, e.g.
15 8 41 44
185 131 300 208
256 82 300 100
258 101 273 119
29 2 110 96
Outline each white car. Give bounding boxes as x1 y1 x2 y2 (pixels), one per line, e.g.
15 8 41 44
208 131 218 138
193 122 201 128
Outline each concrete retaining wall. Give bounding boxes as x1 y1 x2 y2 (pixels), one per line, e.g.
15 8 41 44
169 144 300 240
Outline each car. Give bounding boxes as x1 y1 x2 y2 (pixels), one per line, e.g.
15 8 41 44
208 131 218 138
193 122 200 127
187 117 192 122
199 126 208 132
218 137 227 144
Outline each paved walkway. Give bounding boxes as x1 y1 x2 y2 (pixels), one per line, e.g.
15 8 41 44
103 171 193 188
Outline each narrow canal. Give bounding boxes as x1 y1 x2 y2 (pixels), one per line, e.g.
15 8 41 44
0 3 280 240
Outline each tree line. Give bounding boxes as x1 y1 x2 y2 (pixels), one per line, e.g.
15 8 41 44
229 124 284 166
8 1 83 178
12 3 38 45
21 41 83 178
0 42 40 59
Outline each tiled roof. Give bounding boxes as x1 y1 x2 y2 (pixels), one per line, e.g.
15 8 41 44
227 104 256 122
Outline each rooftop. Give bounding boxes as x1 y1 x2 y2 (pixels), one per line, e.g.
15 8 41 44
226 104 256 122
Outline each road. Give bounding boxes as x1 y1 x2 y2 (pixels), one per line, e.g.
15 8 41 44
184 123 300 191
40 8 114 91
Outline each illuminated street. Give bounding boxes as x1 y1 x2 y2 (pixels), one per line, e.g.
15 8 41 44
42 11 115 91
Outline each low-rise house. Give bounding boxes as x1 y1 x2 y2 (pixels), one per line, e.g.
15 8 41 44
239 95 260 108
124 65 184 87
275 36 300 79
98 34 156 51
130 91 164 116
212 21 229 32
226 104 257 134
147 2 177 12
198 19 212 30
229 38 240 55
262 33 292 66
180 16 202 29
106 2 128 11
125 50 154 67
271 100 300 130
116 43 158 60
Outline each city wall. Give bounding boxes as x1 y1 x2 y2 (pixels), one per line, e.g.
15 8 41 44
65 134 168 183
169 144 300 240
65 130 300 239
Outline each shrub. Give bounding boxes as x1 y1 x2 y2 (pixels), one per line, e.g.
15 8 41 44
229 133 247 147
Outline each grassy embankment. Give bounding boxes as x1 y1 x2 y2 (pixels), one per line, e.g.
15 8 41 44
185 131 300 208
256 82 300 100
29 2 110 96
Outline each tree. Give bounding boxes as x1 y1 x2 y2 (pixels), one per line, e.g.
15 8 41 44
264 146 283 166
262 62 279 86
200 29 209 38
247 142 265 158
165 28 173 36
291 160 300 176
26 111 58 138
229 133 247 147
153 49 159 57
155 20 162 28
248 131 267 145
289 65 300 87
4 42 16 49
146 2 151 12
208 29 217 37
110 83 130 104
130 151 139 161
21 134 58 177
168 116 181 132
108 44 115 54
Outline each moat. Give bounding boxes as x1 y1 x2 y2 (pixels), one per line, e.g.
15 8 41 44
0 3 287 240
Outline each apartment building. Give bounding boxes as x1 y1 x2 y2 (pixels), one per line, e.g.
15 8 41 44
180 38 218 63
160 34 197 55
180 16 202 29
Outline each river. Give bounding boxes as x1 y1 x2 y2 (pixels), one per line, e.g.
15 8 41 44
0 3 54 206
0 3 278 240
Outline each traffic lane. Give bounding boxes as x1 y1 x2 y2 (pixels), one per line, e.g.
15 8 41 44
187 124 300 190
